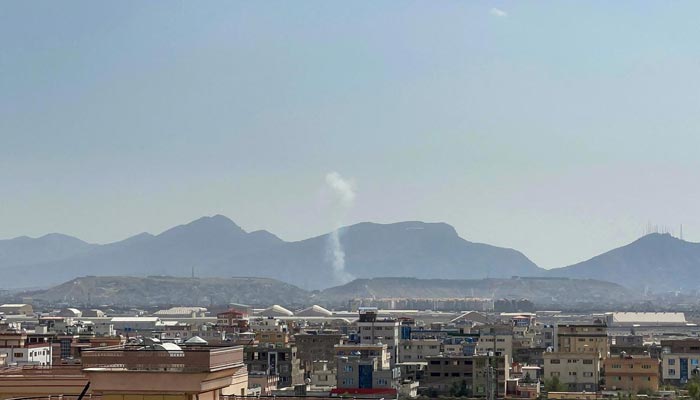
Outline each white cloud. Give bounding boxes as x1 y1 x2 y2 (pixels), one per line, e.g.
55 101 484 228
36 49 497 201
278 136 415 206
490 7 507 17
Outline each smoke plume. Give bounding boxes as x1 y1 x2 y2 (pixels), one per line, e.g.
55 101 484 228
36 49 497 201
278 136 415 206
325 171 356 284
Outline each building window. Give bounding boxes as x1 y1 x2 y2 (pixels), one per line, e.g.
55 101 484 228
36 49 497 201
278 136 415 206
669 369 676 375
550 359 560 364
583 359 593 364
669 359 676 365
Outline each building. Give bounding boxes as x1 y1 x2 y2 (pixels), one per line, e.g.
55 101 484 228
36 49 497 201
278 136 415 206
557 322 609 358
422 354 509 397
660 338 700 385
603 354 659 393
243 344 304 387
295 331 344 372
605 312 687 327
0 304 33 316
334 342 401 398
356 308 400 366
398 338 441 363
0 365 88 400
476 324 514 359
0 332 52 366
543 352 601 392
82 341 248 400
216 308 249 333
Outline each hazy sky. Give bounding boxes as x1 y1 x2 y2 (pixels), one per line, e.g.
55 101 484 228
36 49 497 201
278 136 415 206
2 2 700 268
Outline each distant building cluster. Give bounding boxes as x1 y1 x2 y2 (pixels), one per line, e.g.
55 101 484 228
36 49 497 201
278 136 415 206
1 301 699 400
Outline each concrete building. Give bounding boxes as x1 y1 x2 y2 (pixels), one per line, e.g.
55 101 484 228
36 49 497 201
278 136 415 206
543 352 601 392
356 307 400 366
557 322 609 358
82 342 248 400
660 338 700 385
334 342 401 398
476 324 514 359
0 332 52 366
398 338 441 362
243 344 303 388
603 354 659 393
294 331 344 372
309 360 336 387
0 304 33 316
423 354 509 397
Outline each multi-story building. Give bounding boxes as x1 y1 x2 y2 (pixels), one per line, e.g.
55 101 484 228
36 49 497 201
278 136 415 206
216 308 249 333
333 342 400 398
557 322 609 358
0 332 52 366
543 352 601 392
356 308 400 366
603 354 659 393
294 331 344 372
422 354 509 397
660 338 700 385
398 338 441 363
82 341 248 400
476 325 514 359
243 344 303 388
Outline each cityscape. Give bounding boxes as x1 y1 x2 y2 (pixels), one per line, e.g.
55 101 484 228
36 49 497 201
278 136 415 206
4 2 700 400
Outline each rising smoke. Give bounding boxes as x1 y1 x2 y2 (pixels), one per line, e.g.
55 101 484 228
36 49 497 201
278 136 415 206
325 172 356 285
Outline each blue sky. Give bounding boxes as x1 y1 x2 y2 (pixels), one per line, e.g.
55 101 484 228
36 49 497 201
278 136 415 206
2 1 700 268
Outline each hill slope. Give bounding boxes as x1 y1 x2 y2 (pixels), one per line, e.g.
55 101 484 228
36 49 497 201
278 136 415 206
317 276 636 307
0 217 542 290
25 275 310 307
547 233 700 291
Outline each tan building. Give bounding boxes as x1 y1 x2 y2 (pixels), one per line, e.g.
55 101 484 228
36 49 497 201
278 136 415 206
603 354 659 393
422 354 509 397
0 365 88 400
543 352 601 392
398 338 441 363
82 342 248 400
557 323 609 358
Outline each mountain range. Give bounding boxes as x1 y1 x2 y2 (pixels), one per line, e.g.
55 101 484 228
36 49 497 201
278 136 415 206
1 215 698 291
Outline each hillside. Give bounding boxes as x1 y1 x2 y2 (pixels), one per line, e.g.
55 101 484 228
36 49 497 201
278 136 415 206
24 276 310 307
547 233 700 292
0 216 541 289
317 276 637 308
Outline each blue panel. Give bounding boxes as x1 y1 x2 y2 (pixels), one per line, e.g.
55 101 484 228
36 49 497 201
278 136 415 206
681 358 689 383
359 364 373 388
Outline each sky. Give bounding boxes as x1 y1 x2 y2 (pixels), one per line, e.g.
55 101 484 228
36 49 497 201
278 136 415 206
2 1 700 268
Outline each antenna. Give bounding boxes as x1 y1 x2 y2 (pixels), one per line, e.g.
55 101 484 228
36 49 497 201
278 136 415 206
681 224 684 241
191 266 195 279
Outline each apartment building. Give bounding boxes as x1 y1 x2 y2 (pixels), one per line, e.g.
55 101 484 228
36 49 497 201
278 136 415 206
398 338 441 362
557 322 609 358
356 308 400 366
243 344 303 388
660 338 700 385
82 342 249 400
334 342 400 398
543 352 601 392
603 354 659 393
0 332 52 366
422 354 509 397
294 331 344 371
476 325 514 359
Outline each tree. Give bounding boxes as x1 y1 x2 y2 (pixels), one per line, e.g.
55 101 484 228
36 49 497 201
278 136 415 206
544 376 566 392
687 376 700 400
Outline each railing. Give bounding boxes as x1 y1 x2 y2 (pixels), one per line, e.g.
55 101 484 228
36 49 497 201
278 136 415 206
80 345 244 372
6 396 101 400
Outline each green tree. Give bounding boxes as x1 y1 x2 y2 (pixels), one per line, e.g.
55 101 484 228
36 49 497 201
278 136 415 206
687 376 700 400
544 376 566 392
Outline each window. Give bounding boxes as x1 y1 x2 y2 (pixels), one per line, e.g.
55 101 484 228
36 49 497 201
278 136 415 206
583 359 593 364
569 372 577 376
669 359 676 365
551 372 560 377
344 365 353 372
669 369 676 375
550 359 560 364
430 372 440 377
584 372 593 377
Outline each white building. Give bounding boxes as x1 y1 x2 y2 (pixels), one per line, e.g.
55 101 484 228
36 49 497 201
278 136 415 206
356 308 400 366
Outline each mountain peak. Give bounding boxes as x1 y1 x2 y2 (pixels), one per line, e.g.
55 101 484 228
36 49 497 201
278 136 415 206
158 215 246 238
